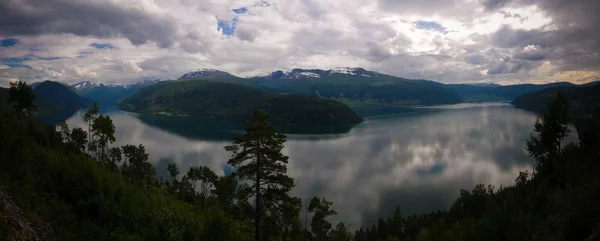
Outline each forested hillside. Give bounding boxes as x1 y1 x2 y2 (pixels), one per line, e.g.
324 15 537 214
3 81 600 241
119 79 363 125
512 83 600 118
445 82 576 102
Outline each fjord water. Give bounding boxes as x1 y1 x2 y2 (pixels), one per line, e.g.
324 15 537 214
66 103 561 228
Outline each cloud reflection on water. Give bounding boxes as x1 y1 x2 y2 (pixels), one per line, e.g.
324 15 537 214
67 103 569 228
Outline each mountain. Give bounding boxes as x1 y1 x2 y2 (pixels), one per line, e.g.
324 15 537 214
249 67 461 107
1 81 94 123
72 79 163 109
119 79 363 125
33 81 95 122
179 68 260 87
445 82 577 102
511 84 600 118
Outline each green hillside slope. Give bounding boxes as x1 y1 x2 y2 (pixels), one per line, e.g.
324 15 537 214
119 80 363 125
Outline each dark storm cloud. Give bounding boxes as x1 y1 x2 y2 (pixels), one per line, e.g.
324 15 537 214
514 46 546 61
487 58 532 75
0 0 178 47
485 0 600 72
465 54 489 65
480 0 510 11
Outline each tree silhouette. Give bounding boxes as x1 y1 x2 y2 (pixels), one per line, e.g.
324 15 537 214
83 102 99 154
225 110 294 241
186 166 217 211
70 127 88 152
7 81 36 116
91 114 115 161
122 144 154 184
308 197 338 241
107 147 122 171
211 174 238 213
330 222 353 241
526 91 571 185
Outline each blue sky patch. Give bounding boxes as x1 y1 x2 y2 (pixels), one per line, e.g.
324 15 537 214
232 7 247 14
78 51 93 58
90 42 116 49
415 163 447 176
414 21 448 34
1 39 19 47
217 17 239 36
1 57 32 68
38 56 61 61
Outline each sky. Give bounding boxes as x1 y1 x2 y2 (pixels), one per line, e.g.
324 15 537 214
1 0 599 86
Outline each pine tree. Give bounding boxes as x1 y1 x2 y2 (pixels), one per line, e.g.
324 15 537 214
7 81 36 116
91 114 115 161
225 110 294 241
83 102 99 154
526 91 571 185
308 197 338 241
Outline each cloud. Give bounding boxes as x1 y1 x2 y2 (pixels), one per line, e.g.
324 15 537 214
0 0 598 85
0 0 178 47
514 45 546 61
235 24 258 42
465 54 489 65
122 60 143 73
480 0 511 11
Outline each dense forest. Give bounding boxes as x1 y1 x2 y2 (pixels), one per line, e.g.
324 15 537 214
119 79 363 125
2 81 600 241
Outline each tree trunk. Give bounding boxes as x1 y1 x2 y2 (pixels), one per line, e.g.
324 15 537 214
255 139 261 241
87 121 91 155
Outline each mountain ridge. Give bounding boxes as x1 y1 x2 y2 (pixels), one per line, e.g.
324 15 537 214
119 79 363 125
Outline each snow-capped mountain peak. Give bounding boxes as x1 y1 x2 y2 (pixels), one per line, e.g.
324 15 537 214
179 68 229 80
73 81 102 89
251 67 379 80
132 79 163 86
329 67 378 77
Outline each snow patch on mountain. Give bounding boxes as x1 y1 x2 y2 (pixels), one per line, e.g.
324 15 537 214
330 67 359 75
299 72 321 78
251 67 379 79
73 81 124 89
179 68 227 79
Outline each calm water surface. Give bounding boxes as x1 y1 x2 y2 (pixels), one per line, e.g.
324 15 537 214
67 103 570 228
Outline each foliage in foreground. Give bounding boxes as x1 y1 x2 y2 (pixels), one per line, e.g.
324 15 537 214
2 81 600 241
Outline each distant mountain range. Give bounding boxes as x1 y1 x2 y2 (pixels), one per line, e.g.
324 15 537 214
70 79 163 109
181 67 463 109
12 67 596 125
444 82 580 102
176 67 598 116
